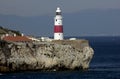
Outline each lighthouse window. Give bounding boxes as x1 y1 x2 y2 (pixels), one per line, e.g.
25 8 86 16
56 12 61 15
56 19 57 21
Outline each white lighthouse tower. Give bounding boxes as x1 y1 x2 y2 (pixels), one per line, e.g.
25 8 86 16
54 7 64 40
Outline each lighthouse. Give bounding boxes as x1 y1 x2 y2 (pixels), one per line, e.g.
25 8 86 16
54 7 64 40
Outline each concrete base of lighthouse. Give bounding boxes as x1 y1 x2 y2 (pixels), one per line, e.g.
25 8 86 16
54 33 63 40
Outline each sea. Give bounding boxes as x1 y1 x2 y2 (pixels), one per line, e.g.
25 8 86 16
0 36 120 79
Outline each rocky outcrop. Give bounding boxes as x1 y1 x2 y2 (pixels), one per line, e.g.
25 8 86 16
0 40 94 72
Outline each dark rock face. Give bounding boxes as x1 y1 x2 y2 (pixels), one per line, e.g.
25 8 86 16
0 40 94 72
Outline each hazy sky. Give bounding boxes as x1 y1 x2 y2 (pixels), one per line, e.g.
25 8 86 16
0 0 120 36
0 0 120 16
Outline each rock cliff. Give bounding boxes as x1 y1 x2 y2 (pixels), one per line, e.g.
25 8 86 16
0 40 94 72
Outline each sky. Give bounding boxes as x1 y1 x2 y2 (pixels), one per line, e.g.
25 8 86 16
0 0 120 36
0 0 120 16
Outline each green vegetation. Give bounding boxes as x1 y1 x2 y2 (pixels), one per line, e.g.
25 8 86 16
0 26 21 36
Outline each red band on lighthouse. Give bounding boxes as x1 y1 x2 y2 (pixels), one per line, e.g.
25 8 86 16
54 25 63 33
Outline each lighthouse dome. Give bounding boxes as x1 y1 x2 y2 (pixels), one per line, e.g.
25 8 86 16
56 7 61 12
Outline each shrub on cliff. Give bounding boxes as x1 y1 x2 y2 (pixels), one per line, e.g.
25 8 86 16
0 26 21 36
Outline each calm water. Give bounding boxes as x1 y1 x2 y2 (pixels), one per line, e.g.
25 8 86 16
0 36 120 79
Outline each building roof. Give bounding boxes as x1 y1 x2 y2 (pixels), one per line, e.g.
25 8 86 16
3 36 32 42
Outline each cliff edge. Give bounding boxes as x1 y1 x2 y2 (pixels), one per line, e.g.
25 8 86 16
0 40 94 72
